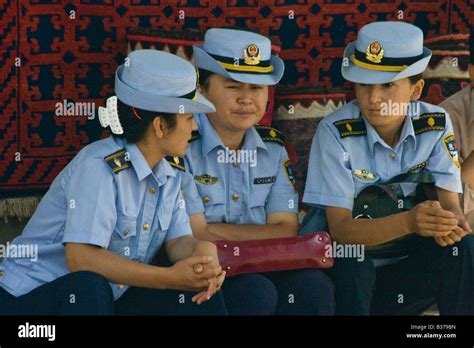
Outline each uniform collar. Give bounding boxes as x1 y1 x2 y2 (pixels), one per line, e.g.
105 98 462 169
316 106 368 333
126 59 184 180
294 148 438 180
199 113 223 157
124 140 176 183
197 113 267 157
363 113 417 156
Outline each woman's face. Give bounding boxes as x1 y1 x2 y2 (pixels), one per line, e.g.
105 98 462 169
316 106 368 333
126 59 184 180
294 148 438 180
355 77 424 128
200 74 269 133
161 113 197 157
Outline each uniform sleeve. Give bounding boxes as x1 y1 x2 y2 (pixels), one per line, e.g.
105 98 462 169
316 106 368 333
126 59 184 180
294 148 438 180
62 157 117 248
426 113 462 193
165 181 193 242
265 146 299 214
440 98 463 157
302 122 356 210
181 157 205 216
448 111 462 158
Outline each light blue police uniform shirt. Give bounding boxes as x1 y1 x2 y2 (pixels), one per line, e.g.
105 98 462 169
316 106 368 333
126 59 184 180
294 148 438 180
182 113 298 224
303 100 462 210
0 136 191 300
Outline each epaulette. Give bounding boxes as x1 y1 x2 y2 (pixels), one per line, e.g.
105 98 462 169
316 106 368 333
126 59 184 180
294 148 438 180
104 149 131 174
333 118 367 138
255 125 285 145
166 156 185 171
188 130 201 143
412 113 446 135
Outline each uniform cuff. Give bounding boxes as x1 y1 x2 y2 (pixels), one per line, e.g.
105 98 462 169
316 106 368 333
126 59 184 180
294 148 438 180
165 222 193 242
434 175 463 194
266 193 299 213
185 201 205 216
62 232 110 249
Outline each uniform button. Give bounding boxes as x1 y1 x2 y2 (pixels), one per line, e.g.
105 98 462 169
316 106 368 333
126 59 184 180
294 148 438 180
118 284 125 289
203 196 210 203
232 162 238 168
389 153 396 160
232 194 239 201
143 223 150 230
149 187 156 194
123 228 129 236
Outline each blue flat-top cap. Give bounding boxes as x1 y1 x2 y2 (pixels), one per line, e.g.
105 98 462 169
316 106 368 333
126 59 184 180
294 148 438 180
341 21 432 84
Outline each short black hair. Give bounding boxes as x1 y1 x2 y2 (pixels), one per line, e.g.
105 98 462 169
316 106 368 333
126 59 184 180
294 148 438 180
198 68 215 91
113 99 177 143
408 73 423 84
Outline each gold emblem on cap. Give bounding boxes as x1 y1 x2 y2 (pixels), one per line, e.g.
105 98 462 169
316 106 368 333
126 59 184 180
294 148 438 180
243 44 261 66
428 117 435 127
366 41 384 64
346 123 353 132
269 129 277 138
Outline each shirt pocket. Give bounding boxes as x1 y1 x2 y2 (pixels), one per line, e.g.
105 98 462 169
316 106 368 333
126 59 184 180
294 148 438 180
196 184 226 223
248 188 268 224
109 215 138 259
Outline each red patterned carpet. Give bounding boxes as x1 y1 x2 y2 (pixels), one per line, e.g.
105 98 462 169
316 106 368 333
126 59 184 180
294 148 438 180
0 0 472 195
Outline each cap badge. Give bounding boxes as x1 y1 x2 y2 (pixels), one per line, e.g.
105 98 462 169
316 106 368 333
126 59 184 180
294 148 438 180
366 41 384 64
243 44 261 66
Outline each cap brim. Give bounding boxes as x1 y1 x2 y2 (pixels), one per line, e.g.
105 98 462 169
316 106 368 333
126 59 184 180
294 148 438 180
341 42 432 84
115 65 216 114
193 45 285 85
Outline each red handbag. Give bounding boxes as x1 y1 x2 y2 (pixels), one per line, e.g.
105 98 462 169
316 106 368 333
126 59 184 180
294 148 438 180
214 232 333 277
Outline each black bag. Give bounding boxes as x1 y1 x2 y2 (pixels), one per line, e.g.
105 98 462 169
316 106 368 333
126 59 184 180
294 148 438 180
352 171 436 258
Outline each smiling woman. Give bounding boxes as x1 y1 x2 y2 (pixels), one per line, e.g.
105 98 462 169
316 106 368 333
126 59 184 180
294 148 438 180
182 28 336 316
200 74 269 138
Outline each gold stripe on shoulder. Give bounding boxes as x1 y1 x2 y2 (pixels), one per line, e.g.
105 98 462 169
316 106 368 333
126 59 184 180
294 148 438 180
333 118 367 138
104 149 130 174
255 125 285 145
166 156 185 171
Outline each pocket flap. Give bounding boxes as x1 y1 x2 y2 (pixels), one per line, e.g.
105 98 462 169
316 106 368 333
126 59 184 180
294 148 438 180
249 191 267 208
114 216 137 239
197 185 226 206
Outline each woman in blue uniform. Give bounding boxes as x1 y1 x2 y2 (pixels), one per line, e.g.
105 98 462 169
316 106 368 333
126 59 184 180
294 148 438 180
0 50 227 315
303 21 474 315
182 28 335 315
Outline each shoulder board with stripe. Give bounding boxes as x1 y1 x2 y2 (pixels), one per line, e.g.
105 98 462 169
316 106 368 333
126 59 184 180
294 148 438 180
166 156 185 171
333 118 367 138
254 125 285 145
412 113 446 135
104 149 131 174
188 130 201 143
